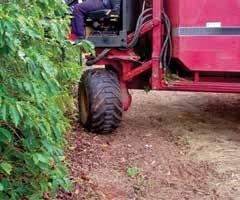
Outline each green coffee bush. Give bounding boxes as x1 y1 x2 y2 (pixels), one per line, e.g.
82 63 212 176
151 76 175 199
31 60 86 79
0 1 81 199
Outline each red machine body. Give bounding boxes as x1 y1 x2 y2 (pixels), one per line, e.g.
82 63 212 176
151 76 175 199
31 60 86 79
83 0 240 110
168 0 240 73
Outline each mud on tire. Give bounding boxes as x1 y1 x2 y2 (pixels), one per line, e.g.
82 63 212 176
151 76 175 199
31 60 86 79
78 68 123 133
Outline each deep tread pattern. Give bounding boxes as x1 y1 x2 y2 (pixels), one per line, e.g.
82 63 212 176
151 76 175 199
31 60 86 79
78 68 123 133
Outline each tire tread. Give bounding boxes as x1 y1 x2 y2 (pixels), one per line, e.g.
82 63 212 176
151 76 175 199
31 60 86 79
79 68 123 133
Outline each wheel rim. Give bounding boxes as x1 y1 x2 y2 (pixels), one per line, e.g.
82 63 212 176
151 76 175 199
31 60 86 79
79 84 90 125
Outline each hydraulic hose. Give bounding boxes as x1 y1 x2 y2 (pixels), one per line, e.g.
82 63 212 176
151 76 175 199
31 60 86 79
86 48 111 66
160 10 172 69
127 2 154 49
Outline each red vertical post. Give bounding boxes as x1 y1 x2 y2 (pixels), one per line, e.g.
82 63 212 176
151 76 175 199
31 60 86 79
194 72 200 82
151 0 163 90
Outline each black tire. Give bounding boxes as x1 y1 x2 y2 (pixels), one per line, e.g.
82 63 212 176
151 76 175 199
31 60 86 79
78 68 123 133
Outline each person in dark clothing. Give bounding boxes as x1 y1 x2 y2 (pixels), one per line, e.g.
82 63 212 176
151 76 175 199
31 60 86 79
72 0 121 38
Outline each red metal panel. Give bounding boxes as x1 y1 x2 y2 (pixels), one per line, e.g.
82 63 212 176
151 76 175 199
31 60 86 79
164 82 240 93
173 36 240 72
166 0 240 73
167 0 240 27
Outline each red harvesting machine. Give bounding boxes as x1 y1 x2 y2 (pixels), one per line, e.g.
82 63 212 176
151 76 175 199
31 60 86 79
75 0 240 133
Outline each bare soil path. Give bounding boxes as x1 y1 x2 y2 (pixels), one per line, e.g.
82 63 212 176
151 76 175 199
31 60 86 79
59 91 240 200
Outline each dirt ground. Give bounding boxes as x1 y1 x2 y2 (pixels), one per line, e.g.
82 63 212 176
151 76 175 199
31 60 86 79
59 91 240 200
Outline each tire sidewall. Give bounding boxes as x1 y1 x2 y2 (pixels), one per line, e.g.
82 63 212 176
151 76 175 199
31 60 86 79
78 75 91 128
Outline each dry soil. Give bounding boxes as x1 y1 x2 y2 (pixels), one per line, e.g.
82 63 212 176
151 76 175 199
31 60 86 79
59 91 240 200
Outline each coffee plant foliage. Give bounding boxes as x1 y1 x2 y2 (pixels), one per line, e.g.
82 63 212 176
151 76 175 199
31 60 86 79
0 0 82 199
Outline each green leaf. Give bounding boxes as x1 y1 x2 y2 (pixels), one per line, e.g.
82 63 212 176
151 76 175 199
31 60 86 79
79 40 96 56
29 193 42 200
16 102 23 117
33 153 49 164
18 49 26 61
9 104 20 126
1 104 7 121
0 162 13 175
0 183 4 191
0 127 12 143
127 165 140 177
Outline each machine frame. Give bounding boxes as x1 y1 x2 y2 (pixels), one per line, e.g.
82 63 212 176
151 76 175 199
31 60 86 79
75 0 240 133
87 0 240 111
